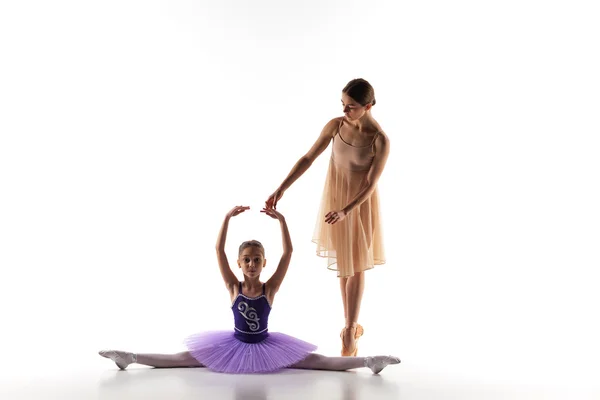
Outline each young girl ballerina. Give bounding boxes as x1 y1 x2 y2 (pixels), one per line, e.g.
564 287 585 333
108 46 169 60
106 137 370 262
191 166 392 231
99 205 400 374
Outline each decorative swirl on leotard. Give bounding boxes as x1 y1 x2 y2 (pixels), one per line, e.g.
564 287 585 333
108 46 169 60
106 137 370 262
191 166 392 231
237 301 260 331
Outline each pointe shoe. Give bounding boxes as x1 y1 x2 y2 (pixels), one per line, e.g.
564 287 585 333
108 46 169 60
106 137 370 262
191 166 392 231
340 324 364 356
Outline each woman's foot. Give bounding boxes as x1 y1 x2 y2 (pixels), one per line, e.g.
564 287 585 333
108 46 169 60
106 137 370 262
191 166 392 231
365 355 401 374
340 324 364 356
99 350 136 370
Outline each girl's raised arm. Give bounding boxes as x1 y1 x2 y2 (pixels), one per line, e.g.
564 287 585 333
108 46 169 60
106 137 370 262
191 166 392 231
216 206 249 293
262 208 293 295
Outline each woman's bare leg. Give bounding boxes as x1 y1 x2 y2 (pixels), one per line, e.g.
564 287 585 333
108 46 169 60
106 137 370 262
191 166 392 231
289 353 400 374
340 271 365 353
339 276 349 321
99 350 203 369
346 233 367 328
345 271 365 326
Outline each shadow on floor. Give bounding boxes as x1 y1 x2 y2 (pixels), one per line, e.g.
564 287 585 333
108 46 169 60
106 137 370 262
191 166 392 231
97 366 401 399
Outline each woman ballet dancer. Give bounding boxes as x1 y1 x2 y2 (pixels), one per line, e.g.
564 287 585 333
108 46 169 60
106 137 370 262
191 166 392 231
99 206 399 374
265 78 390 356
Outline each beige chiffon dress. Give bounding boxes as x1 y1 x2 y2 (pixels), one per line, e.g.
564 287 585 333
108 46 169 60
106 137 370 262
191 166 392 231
312 118 386 278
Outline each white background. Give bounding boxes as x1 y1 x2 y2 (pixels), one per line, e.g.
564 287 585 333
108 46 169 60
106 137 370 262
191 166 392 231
1 0 599 392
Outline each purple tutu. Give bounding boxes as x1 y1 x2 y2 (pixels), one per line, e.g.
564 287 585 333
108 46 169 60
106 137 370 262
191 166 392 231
184 330 317 374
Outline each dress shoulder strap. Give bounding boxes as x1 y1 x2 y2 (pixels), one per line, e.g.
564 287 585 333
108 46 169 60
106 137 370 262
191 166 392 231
370 130 382 145
369 130 382 153
334 117 344 138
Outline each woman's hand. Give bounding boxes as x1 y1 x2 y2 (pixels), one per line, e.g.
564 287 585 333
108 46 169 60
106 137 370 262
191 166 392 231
325 209 347 225
261 207 285 221
226 205 250 218
265 188 284 210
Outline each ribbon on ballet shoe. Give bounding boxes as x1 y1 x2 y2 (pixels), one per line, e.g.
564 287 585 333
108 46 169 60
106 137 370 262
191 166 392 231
340 325 363 356
355 324 364 339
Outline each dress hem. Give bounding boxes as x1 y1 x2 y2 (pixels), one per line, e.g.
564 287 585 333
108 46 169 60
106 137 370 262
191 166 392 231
312 239 386 277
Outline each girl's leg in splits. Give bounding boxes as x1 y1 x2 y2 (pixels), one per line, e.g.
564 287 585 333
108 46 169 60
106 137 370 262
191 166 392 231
289 353 400 374
99 350 203 369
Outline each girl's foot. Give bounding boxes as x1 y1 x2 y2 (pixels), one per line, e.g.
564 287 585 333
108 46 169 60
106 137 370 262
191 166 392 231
365 355 401 374
99 350 136 370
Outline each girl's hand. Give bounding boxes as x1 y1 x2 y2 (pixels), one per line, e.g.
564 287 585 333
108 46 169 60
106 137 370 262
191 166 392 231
226 205 250 218
261 207 285 221
265 188 284 210
325 209 347 225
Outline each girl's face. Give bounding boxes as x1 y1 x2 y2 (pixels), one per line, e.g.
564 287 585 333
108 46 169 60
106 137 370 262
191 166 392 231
237 248 266 278
341 93 371 121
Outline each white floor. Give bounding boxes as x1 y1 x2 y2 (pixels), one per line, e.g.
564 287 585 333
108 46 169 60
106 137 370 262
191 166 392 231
2 362 599 400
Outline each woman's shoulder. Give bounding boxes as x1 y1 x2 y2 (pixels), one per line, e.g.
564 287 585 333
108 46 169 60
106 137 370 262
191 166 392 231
373 130 390 154
326 116 344 128
376 130 389 143
321 117 344 137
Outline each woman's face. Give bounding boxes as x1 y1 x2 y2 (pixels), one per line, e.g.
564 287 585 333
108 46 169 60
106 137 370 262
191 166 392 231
341 93 370 121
